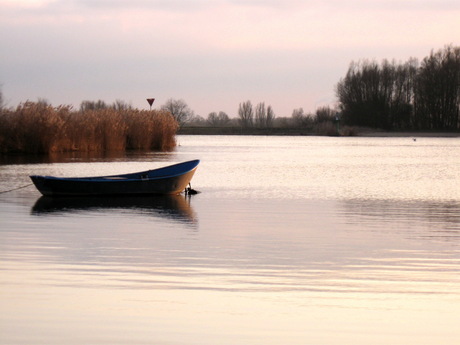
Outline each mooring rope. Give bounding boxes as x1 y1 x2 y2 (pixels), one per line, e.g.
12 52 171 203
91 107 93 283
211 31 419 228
0 183 34 194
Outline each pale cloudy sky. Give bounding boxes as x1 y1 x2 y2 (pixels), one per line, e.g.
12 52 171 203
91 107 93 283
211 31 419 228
1 0 458 117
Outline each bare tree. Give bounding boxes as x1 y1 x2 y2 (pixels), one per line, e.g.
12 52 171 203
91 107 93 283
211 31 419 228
161 98 194 127
207 111 230 126
112 99 133 111
291 107 313 127
255 102 266 128
415 45 460 130
238 100 253 127
292 107 304 119
315 106 336 123
0 86 3 112
217 111 230 126
337 45 460 130
266 105 275 128
80 100 108 112
207 112 219 126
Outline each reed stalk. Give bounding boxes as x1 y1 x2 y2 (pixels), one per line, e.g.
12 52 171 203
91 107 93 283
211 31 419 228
0 102 178 154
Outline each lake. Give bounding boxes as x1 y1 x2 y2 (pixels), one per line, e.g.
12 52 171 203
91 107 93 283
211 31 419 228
1 135 460 345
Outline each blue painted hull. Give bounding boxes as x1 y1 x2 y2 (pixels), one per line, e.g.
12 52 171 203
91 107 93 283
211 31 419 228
30 160 199 196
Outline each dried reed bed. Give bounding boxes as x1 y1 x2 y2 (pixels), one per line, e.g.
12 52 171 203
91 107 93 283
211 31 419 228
124 110 177 151
0 102 178 154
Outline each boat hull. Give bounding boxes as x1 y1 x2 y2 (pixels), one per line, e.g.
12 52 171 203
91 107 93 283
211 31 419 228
30 160 199 196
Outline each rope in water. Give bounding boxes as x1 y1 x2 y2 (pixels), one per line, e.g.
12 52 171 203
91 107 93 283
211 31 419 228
0 183 34 194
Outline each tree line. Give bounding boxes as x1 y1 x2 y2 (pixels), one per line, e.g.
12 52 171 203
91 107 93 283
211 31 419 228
1 44 458 133
181 45 459 132
336 45 460 130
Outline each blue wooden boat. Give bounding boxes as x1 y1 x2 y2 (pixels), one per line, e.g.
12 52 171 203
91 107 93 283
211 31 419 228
30 160 200 196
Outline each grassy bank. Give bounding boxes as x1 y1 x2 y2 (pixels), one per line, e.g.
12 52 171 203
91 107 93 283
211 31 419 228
0 102 178 154
178 126 459 137
178 126 315 136
179 123 355 136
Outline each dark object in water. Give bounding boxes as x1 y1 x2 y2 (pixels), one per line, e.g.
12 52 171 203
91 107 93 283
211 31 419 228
185 183 199 195
30 160 200 196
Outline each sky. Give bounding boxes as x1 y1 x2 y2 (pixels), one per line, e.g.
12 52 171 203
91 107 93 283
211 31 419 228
1 0 459 118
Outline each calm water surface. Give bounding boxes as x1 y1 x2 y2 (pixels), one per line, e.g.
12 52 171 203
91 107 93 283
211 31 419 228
1 135 460 345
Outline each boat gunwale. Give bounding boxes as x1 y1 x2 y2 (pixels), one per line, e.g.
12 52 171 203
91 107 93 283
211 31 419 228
30 160 200 183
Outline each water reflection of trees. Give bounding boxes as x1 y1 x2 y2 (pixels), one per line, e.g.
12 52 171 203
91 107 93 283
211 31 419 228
340 199 460 237
32 194 197 225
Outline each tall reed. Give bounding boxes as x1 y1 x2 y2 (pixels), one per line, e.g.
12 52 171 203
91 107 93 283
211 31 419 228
0 102 178 154
123 110 177 151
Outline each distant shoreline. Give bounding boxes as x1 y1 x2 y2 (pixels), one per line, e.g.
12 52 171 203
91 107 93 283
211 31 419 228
356 131 460 138
178 126 460 138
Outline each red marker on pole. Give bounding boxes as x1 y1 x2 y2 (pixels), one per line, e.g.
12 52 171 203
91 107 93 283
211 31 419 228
147 98 155 110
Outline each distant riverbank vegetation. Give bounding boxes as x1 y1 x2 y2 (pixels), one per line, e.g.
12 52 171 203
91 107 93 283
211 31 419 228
180 102 348 136
181 45 458 133
336 45 459 131
0 45 458 154
0 101 177 154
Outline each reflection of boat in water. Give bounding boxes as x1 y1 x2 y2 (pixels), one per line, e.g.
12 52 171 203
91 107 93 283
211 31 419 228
31 194 197 224
30 160 199 196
